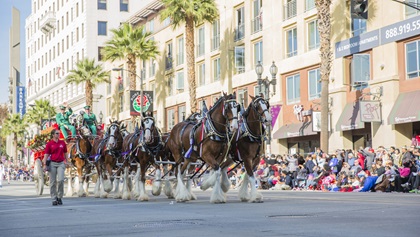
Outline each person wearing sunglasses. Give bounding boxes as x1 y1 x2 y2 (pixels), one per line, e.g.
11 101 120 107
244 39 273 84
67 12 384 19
43 129 68 206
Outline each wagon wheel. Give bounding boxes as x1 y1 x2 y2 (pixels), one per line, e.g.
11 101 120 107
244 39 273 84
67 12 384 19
34 159 44 195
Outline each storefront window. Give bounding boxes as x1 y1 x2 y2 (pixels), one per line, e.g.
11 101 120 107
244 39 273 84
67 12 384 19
406 40 420 79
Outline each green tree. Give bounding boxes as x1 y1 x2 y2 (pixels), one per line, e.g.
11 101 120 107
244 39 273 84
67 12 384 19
102 23 159 91
316 0 332 152
1 114 28 165
160 0 219 112
26 99 56 126
66 58 111 108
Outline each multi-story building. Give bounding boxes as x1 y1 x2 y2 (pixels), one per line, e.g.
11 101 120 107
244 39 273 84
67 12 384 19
25 0 152 135
111 0 420 154
6 7 22 160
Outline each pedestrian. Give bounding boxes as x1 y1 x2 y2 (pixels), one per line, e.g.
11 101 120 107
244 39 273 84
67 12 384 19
0 161 4 188
43 129 68 206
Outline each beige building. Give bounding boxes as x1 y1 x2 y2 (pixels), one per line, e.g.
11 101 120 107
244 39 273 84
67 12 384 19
109 0 420 155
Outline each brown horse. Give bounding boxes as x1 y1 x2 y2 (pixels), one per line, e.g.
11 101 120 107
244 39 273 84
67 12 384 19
65 125 94 197
231 95 272 202
92 119 124 198
166 92 239 203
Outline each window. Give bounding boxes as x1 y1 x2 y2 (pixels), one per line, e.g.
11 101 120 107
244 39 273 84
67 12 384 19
149 59 156 77
119 92 124 113
284 0 297 20
213 57 221 82
120 0 128 12
98 0 106 10
167 109 175 131
177 36 184 66
235 7 245 41
149 18 154 32
352 18 366 37
163 17 171 27
168 76 173 96
212 20 220 51
308 20 320 50
234 46 245 74
98 47 104 61
166 42 173 70
254 41 263 66
237 89 248 106
254 84 266 97
198 63 206 86
406 40 420 79
197 26 205 57
178 105 186 123
252 0 263 34
176 70 184 91
98 21 107 35
286 27 297 57
308 68 321 100
351 54 370 88
286 74 300 104
306 0 315 11
406 0 420 18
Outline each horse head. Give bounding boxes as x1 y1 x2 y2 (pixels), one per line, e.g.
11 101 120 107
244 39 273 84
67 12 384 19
120 123 130 138
250 95 272 125
142 116 155 143
79 125 92 138
222 92 239 132
106 119 122 150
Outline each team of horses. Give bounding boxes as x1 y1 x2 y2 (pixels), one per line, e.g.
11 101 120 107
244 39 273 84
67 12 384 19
64 92 272 203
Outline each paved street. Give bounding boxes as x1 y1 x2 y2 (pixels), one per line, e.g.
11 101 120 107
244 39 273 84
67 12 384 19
0 181 419 237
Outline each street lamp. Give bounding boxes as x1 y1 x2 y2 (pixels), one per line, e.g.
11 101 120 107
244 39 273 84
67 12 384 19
255 61 278 155
112 68 145 120
99 111 103 124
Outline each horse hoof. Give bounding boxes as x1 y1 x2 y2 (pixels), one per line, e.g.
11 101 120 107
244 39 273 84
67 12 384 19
240 198 249 202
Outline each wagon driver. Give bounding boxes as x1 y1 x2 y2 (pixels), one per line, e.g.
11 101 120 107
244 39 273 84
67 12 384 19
56 102 76 139
83 105 98 136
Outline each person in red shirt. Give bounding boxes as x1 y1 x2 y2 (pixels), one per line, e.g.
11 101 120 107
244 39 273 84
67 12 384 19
43 129 68 206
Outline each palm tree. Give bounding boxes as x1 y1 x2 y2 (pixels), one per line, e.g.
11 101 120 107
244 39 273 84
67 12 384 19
316 0 332 153
66 58 111 108
1 114 28 165
102 23 159 91
26 99 57 127
160 0 219 112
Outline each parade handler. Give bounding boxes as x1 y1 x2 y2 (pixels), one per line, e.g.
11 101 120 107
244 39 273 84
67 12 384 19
56 102 76 139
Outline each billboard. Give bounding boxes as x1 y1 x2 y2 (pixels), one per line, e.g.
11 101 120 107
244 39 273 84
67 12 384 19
130 90 154 116
16 86 26 118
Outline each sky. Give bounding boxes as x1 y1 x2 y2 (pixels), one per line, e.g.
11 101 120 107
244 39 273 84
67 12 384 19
0 0 31 104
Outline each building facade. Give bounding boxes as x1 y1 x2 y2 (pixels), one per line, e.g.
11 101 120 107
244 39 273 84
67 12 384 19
108 0 420 155
25 0 152 135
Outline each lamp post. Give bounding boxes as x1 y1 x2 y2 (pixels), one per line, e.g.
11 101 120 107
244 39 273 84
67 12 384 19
112 68 145 120
255 61 278 155
99 111 103 124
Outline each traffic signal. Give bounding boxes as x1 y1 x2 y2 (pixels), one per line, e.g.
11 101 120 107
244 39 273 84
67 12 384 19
351 0 368 19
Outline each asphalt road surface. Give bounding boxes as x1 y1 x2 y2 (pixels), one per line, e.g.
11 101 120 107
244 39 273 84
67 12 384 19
0 181 419 237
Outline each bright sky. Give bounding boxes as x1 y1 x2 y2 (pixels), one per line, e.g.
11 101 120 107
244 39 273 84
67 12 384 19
0 0 31 104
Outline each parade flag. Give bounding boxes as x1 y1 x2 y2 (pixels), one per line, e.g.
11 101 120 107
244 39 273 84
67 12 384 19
270 104 282 127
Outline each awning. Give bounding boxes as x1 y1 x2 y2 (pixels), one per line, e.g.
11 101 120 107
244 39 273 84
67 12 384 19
272 121 317 139
388 90 420 124
336 102 365 131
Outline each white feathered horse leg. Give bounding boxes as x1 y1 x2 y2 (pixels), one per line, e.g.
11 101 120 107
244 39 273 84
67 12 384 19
209 169 226 203
122 167 131 200
100 175 109 198
175 165 190 202
132 165 140 198
248 175 263 203
238 173 250 202
65 175 73 197
200 170 217 191
137 165 149 202
186 178 197 200
113 176 121 199
94 176 101 198
152 168 162 196
163 165 174 199
77 175 86 197
83 178 89 197
220 167 231 193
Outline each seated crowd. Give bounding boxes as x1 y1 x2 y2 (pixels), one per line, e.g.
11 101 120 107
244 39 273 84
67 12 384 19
228 145 420 193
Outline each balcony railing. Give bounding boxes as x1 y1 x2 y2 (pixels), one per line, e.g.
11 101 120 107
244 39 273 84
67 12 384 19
165 57 173 71
211 35 220 51
40 11 56 34
283 0 297 20
251 16 262 34
234 24 245 42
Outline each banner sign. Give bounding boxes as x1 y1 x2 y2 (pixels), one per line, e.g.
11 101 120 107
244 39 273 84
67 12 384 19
335 14 420 58
270 104 282 127
130 90 154 116
16 86 26 118
360 101 381 122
